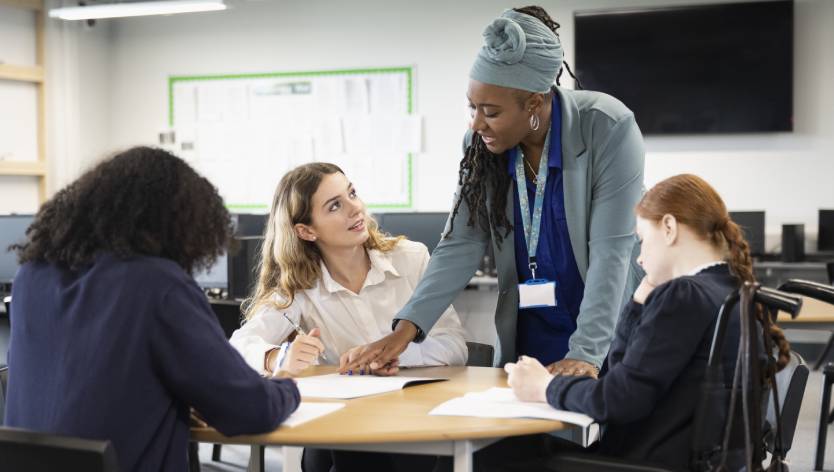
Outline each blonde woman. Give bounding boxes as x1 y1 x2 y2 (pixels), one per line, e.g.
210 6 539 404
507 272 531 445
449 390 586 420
230 163 467 379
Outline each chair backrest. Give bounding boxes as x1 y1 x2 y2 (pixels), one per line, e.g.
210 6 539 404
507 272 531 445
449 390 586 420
0 315 10 367
0 365 7 425
465 342 495 367
0 427 119 472
765 350 809 455
209 300 243 339
692 285 803 471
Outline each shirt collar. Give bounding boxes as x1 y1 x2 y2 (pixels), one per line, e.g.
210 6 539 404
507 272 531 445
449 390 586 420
687 260 727 276
317 249 400 294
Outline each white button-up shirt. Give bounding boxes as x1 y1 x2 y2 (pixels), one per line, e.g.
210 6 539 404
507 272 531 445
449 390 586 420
230 239 468 373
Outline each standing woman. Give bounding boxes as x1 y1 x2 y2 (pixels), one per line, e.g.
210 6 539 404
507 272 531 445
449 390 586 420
344 6 644 376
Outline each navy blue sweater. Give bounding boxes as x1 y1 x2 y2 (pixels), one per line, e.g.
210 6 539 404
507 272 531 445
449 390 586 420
546 264 742 469
4 254 300 472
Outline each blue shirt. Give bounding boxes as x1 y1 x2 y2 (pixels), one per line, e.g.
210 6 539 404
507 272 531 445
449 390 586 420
5 254 300 472
511 93 585 365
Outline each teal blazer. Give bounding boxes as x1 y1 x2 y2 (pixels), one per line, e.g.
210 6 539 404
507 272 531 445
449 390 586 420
397 87 645 367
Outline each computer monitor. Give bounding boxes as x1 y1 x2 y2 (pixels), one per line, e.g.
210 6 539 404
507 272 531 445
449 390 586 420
228 236 263 300
0 215 35 284
234 213 268 237
729 211 766 257
193 213 267 291
819 209 834 252
193 252 228 290
375 212 449 254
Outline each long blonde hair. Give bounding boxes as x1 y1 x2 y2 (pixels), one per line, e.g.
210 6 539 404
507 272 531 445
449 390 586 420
243 163 401 320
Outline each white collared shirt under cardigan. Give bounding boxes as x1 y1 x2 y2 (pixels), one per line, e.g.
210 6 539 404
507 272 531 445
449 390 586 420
230 239 468 374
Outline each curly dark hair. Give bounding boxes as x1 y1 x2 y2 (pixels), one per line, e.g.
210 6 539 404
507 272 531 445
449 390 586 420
13 146 232 275
445 5 582 245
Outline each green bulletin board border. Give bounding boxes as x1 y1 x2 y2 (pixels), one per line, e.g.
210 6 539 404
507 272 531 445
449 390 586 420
168 66 415 210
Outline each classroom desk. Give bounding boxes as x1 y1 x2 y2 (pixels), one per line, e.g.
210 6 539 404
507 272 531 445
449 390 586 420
778 296 834 369
191 366 580 472
755 261 829 287
778 296 834 328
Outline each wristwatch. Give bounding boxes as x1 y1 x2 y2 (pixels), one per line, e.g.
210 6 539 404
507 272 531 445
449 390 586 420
391 319 425 343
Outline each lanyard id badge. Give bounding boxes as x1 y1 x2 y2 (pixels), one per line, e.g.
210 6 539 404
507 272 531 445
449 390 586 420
515 130 557 309
519 278 557 308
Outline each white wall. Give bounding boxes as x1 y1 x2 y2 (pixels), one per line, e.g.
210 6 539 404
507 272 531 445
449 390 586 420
6 0 834 251
0 1 113 213
0 4 39 214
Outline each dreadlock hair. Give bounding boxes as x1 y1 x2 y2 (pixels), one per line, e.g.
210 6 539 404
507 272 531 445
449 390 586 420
636 174 791 371
444 5 579 245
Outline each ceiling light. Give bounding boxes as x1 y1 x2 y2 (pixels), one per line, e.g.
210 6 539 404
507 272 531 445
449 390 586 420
48 0 227 21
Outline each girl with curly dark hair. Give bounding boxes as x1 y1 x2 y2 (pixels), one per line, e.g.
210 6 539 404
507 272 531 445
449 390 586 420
4 146 300 472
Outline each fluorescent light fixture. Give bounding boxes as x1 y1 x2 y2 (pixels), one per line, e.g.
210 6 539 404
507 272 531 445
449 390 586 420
48 0 226 20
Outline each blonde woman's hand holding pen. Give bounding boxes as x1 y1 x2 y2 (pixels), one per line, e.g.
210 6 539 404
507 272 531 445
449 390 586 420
268 327 326 376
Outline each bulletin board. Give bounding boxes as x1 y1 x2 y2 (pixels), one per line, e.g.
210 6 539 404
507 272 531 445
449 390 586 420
167 67 418 210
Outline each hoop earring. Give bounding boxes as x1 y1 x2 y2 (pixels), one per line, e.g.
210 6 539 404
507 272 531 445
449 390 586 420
529 113 540 131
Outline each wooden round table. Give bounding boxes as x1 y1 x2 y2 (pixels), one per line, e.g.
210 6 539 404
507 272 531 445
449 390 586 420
191 366 580 472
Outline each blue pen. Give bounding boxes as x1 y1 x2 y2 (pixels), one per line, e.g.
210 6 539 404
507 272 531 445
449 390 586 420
282 312 329 362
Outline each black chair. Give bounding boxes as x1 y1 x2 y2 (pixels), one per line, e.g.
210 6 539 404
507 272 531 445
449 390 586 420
775 280 834 469
465 341 495 367
764 350 809 457
0 365 8 425
0 426 119 472
815 362 834 471
812 263 834 370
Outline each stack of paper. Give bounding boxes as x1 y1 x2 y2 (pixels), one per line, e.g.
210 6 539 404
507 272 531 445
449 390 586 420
282 402 345 428
429 387 599 446
295 373 447 399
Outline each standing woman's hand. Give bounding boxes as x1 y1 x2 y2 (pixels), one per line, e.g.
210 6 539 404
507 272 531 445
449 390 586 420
338 320 418 374
546 358 598 378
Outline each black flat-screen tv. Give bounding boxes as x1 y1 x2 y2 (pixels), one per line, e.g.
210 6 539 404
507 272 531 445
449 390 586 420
574 1 793 135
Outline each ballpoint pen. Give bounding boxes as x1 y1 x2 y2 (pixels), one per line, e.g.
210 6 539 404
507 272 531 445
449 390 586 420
282 312 329 362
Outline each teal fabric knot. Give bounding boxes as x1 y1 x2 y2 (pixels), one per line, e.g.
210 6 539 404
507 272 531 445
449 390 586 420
483 17 527 65
470 9 564 93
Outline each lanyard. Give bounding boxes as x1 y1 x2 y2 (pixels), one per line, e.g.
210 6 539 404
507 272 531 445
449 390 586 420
514 129 550 280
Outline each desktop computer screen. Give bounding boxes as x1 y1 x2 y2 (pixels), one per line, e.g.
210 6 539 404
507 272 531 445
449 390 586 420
728 211 765 257
0 215 35 284
819 209 834 252
235 213 268 237
193 252 228 290
192 213 267 291
375 212 449 254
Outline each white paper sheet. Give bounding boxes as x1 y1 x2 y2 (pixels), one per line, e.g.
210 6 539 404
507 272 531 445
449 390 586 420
429 387 599 447
282 402 345 428
295 373 447 399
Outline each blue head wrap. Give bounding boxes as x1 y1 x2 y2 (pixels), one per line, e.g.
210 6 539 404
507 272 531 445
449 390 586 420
469 9 564 93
